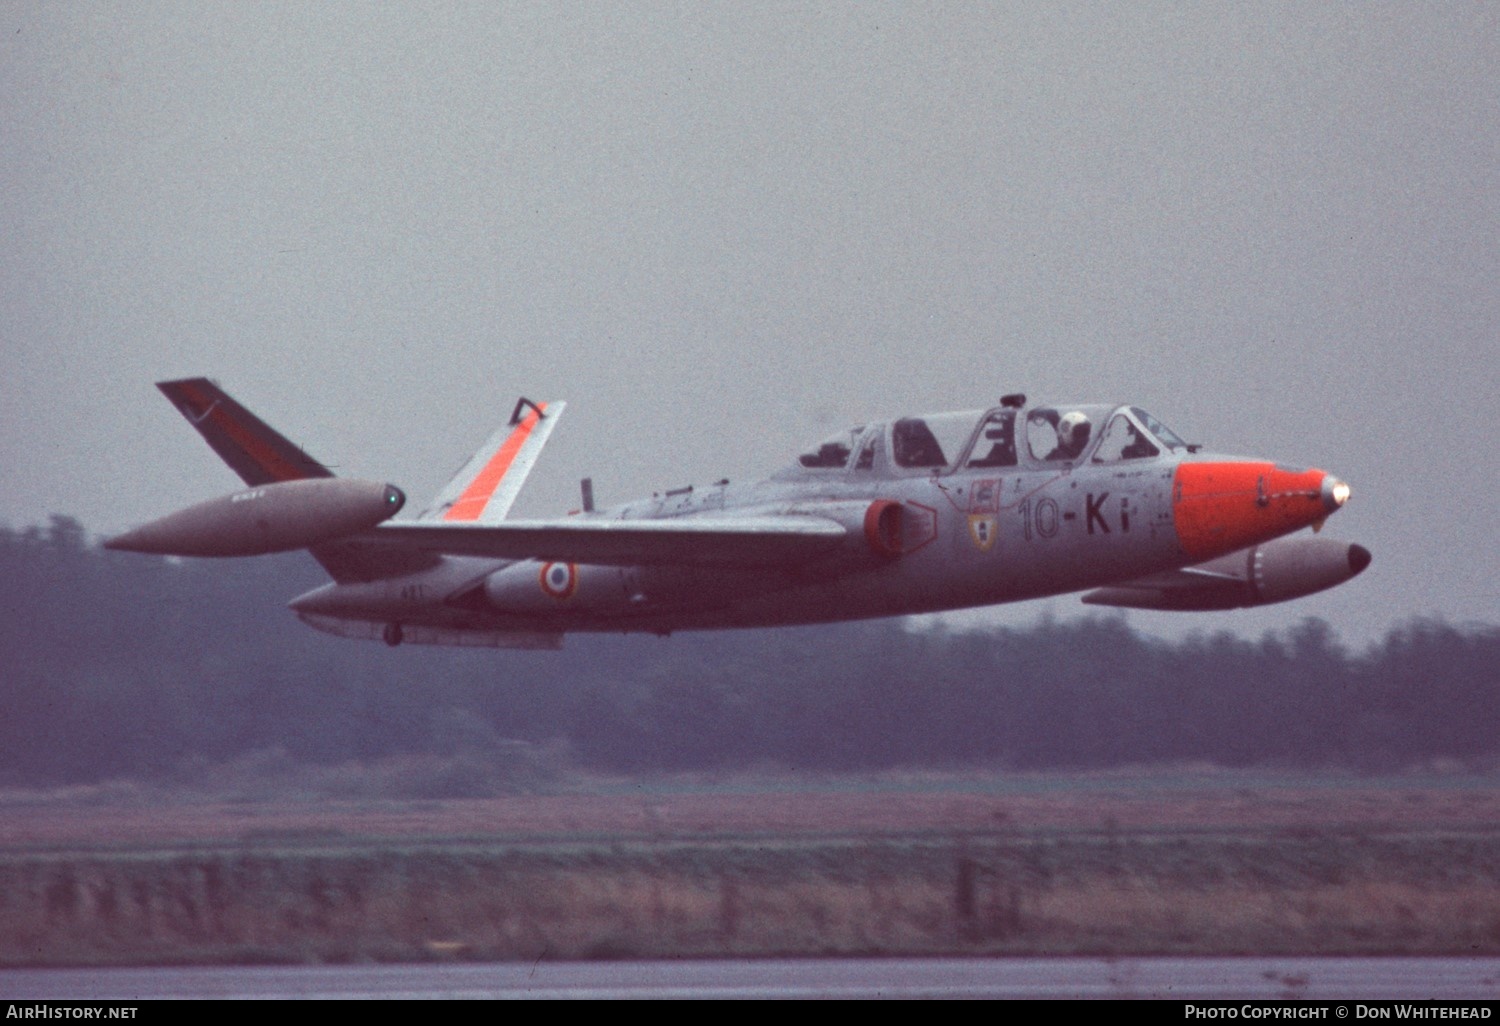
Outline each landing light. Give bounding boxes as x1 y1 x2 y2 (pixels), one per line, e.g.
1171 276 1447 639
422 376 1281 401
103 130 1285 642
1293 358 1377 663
1318 473 1353 517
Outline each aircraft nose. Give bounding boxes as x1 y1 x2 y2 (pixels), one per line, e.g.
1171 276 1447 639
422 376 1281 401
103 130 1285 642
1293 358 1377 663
1173 461 1349 561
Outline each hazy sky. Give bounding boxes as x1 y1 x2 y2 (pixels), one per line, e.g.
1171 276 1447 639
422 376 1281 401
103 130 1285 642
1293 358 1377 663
2 2 1495 647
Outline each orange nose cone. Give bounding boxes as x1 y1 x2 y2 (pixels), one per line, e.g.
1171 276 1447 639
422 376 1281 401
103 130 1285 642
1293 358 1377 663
1173 462 1341 561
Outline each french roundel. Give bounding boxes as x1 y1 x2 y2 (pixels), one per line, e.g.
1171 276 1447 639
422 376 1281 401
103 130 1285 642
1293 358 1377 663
538 561 578 600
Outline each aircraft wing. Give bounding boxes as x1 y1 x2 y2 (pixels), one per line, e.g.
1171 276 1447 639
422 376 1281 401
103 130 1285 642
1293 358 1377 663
357 515 849 567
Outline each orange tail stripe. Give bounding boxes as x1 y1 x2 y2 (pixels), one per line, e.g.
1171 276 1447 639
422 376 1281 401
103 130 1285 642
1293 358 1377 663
442 404 546 522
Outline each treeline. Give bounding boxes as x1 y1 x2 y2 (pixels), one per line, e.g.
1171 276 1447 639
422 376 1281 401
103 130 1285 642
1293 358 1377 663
2 516 1497 788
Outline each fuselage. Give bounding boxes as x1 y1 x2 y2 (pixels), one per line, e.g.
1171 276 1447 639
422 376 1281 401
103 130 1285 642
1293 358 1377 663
289 401 1351 642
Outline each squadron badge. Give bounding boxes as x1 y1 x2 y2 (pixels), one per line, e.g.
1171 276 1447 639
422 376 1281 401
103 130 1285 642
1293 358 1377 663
967 514 998 552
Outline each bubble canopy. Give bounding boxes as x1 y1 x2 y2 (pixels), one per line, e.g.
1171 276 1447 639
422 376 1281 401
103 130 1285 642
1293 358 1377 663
785 403 1189 476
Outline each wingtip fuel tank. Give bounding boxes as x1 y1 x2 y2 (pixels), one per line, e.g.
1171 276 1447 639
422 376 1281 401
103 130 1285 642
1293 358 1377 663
105 478 404 557
1082 535 1372 611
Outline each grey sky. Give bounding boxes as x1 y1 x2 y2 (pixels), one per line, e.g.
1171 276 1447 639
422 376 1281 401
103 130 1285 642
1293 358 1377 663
2 2 1495 647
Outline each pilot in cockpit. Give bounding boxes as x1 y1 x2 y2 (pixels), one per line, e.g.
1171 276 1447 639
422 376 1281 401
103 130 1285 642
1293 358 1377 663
1119 422 1158 460
1049 411 1092 460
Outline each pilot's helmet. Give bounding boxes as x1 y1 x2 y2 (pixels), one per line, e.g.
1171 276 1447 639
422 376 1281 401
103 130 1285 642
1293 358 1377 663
1058 411 1091 451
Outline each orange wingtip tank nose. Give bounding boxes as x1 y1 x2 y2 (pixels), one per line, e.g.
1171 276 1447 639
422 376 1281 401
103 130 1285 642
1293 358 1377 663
1173 462 1349 561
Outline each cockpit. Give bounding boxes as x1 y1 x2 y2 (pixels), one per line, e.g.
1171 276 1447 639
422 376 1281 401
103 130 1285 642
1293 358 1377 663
784 402 1189 478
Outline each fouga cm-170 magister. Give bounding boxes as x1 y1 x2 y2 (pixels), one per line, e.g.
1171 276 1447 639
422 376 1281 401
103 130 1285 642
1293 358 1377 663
107 380 1370 649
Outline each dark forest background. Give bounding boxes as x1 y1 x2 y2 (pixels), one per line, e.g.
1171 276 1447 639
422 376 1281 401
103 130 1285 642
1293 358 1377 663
3 516 1497 792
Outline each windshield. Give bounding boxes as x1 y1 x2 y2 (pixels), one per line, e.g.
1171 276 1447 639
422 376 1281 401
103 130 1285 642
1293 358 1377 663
1093 411 1161 462
1130 407 1189 451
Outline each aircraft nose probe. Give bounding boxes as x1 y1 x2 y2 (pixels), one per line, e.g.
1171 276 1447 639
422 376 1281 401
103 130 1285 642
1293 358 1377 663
1322 475 1352 513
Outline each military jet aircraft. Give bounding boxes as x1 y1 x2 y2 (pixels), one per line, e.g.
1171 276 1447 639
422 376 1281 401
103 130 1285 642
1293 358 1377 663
106 379 1370 649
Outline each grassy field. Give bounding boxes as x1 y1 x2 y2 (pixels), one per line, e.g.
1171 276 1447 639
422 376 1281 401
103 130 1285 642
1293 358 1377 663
3 771 1499 965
